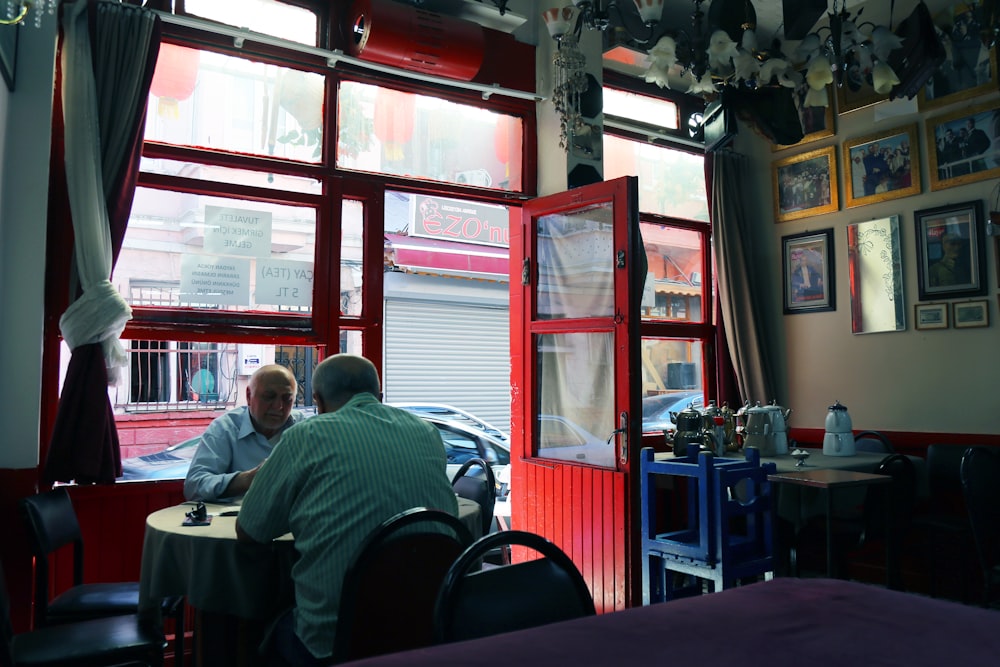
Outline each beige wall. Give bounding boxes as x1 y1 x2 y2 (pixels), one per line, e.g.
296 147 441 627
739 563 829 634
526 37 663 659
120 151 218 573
737 92 1000 435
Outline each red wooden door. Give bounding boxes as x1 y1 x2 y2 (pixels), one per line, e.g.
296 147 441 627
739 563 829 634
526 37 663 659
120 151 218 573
510 176 642 612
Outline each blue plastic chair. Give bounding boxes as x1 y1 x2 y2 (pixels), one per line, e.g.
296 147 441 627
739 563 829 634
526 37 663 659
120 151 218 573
640 447 776 603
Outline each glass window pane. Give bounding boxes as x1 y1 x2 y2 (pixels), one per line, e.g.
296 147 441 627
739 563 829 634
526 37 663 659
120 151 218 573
639 222 704 322
603 87 678 129
341 199 364 317
604 135 708 220
140 158 321 195
536 204 614 319
337 81 523 192
184 0 318 46
535 332 616 468
116 188 316 314
640 338 704 436
147 46 323 164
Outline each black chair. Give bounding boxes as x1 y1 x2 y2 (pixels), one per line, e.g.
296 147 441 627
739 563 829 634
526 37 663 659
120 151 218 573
853 430 895 454
910 444 977 601
1 560 164 667
18 489 185 665
451 457 496 538
960 446 1000 608
826 454 917 589
433 530 595 643
330 507 473 663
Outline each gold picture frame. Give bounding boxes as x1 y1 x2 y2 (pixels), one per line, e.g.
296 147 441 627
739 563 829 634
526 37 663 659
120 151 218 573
834 51 887 115
842 123 921 208
772 146 839 223
918 4 998 111
953 299 989 328
926 99 1000 191
772 73 836 151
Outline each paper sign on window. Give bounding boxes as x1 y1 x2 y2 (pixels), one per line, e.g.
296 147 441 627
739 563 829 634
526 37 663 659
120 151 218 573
179 254 251 306
203 205 272 258
255 259 314 308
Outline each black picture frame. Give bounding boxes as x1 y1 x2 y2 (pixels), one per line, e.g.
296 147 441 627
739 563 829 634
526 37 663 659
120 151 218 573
0 24 16 91
914 200 987 301
782 228 836 314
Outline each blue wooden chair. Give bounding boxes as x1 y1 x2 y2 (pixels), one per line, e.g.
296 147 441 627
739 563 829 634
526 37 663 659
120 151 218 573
640 447 776 603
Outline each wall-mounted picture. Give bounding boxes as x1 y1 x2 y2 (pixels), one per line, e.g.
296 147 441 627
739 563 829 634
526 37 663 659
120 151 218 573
919 4 998 111
914 200 987 301
843 123 920 208
773 73 836 151
834 49 887 114
926 99 1000 190
772 146 839 223
953 299 989 328
914 303 949 330
782 228 835 314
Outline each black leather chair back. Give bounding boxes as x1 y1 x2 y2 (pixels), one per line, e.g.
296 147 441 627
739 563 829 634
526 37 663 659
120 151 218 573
960 446 1000 606
434 530 595 643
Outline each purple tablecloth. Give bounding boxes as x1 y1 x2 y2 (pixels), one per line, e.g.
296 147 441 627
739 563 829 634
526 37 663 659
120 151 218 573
343 578 1000 666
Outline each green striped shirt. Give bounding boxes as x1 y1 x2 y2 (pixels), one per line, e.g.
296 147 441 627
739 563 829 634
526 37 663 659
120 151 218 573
239 393 458 659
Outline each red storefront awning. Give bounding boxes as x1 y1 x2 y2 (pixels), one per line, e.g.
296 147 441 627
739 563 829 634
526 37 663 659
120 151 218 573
385 233 509 281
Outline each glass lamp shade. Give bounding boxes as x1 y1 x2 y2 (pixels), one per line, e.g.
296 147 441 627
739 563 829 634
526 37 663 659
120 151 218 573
633 0 664 24
543 6 579 39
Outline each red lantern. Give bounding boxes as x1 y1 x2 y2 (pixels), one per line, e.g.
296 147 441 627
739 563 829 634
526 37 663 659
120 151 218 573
150 43 200 119
373 87 416 161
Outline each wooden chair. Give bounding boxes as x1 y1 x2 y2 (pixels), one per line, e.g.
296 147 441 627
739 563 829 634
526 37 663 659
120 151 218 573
433 530 595 643
330 507 473 663
640 447 776 603
18 488 186 665
1 560 164 667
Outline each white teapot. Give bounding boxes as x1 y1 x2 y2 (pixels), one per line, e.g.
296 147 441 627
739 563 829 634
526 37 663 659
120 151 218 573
763 401 791 454
823 400 855 456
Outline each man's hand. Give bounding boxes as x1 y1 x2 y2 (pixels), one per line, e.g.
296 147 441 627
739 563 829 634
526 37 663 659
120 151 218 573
223 461 264 498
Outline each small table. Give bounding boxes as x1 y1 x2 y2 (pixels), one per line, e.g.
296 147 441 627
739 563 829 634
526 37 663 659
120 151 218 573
140 499 482 666
767 469 891 579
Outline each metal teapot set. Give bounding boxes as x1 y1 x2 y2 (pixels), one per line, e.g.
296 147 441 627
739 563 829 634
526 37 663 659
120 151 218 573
669 399 789 457
738 401 792 457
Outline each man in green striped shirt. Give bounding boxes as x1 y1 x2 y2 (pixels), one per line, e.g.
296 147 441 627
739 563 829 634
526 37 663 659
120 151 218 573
237 354 458 666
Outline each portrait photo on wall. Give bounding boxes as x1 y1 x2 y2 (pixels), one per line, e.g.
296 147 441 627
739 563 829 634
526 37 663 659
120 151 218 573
843 123 921 208
772 146 839 222
773 73 836 150
914 200 987 301
927 99 1000 190
783 228 835 314
919 3 998 111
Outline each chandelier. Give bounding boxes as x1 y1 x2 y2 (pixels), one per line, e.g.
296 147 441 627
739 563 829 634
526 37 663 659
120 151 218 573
794 0 903 107
543 1 906 120
2 1 58 28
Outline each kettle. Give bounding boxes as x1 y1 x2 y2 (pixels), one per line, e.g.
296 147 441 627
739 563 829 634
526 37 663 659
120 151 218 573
671 404 705 457
742 402 777 456
763 401 792 455
822 400 855 456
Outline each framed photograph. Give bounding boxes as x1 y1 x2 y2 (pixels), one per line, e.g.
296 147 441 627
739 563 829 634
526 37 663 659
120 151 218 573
773 73 835 151
953 299 989 328
914 200 987 301
919 5 998 111
914 303 949 330
0 25 15 91
926 99 1000 191
772 146 839 223
782 228 836 314
842 123 921 208
834 50 887 114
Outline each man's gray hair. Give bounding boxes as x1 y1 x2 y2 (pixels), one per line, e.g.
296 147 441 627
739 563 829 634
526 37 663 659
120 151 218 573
313 354 381 406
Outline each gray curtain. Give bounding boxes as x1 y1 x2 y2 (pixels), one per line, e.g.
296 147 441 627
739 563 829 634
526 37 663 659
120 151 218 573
711 150 775 406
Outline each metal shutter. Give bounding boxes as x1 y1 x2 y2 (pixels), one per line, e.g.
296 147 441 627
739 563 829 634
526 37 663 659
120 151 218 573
384 298 510 432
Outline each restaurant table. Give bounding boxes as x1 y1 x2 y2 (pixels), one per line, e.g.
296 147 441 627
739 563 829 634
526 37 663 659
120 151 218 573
139 498 481 667
767 469 892 579
339 577 1000 667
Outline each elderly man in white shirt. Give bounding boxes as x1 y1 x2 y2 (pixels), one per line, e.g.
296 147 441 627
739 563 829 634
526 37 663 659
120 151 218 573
184 364 307 501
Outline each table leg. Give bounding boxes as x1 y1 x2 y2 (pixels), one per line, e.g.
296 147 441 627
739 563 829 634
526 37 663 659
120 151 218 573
825 489 834 578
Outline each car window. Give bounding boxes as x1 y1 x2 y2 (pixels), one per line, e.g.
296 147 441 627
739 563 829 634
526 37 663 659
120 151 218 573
433 423 483 464
483 441 509 465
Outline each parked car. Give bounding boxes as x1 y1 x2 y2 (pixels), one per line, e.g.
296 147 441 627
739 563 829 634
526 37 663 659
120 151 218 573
118 403 512 500
641 391 704 437
536 414 615 468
